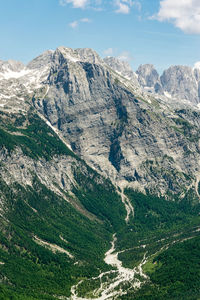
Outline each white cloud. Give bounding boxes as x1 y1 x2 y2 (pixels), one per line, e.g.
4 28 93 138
115 0 132 14
69 20 79 28
114 0 141 14
117 51 132 61
154 0 200 34
80 18 91 22
104 48 114 56
60 0 141 13
69 18 91 29
60 0 89 9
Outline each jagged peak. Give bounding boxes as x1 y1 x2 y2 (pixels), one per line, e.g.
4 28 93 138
75 47 103 64
27 50 55 70
103 56 139 85
0 59 25 73
136 64 160 88
136 64 158 74
55 46 103 65
162 65 194 74
104 56 132 71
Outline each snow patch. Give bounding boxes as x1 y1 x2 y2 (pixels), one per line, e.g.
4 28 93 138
164 91 172 99
0 69 30 80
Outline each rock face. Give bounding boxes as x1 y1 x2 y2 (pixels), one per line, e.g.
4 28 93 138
104 56 139 86
30 47 200 200
1 46 200 201
109 60 200 104
136 64 164 94
161 65 200 103
1 47 200 300
136 64 159 87
0 59 25 74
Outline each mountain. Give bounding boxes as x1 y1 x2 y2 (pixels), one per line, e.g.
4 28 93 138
30 48 200 200
103 56 139 86
0 47 199 300
136 64 159 87
161 65 200 104
106 57 200 105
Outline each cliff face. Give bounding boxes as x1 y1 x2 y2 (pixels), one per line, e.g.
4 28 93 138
0 47 200 300
28 47 200 200
0 46 200 200
160 65 200 103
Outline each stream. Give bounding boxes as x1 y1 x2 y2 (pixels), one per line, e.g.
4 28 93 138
69 234 147 300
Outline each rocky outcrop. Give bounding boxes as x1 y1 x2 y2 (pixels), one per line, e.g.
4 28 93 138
104 56 139 86
136 64 159 87
30 47 200 200
161 65 199 104
1 46 200 201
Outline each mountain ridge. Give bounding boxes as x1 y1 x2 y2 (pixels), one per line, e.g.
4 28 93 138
1 46 200 202
0 46 200 299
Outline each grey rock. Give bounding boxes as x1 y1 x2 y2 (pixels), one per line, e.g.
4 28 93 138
0 60 24 73
136 64 160 88
161 65 199 104
31 47 200 200
27 50 54 70
1 46 200 202
104 56 139 86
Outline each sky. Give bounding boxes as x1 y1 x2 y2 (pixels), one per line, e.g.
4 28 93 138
0 0 200 73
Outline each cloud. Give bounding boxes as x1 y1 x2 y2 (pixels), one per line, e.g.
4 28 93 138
60 0 103 9
69 21 79 28
80 18 91 22
114 0 141 14
69 18 92 29
154 0 200 34
60 0 89 9
117 51 132 61
114 0 132 14
60 0 141 13
104 48 114 56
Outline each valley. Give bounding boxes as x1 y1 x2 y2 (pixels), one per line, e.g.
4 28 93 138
0 47 199 299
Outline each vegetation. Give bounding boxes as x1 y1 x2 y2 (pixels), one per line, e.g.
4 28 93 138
0 111 199 299
121 236 200 299
0 112 75 160
118 190 200 299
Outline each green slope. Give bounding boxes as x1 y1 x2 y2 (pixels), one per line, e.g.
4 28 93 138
0 111 199 300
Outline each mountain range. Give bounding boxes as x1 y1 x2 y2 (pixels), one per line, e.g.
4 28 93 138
0 47 199 300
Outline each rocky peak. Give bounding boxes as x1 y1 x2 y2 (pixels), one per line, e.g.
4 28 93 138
0 59 25 74
161 65 199 103
27 50 54 70
54 46 103 65
103 56 139 86
76 47 103 64
136 64 160 88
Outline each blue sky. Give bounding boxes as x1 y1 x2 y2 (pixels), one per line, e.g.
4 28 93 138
0 0 200 73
